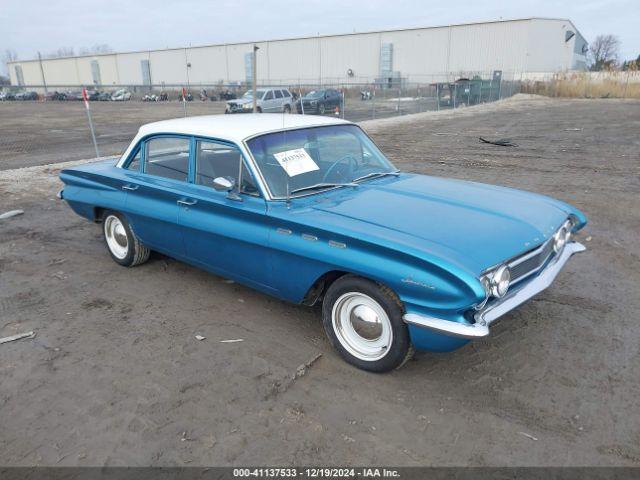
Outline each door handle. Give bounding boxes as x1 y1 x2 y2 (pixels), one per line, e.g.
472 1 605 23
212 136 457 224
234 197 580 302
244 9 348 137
122 184 139 191
177 198 198 206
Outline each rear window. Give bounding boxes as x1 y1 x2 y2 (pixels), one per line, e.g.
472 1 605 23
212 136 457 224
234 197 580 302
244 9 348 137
144 137 190 182
282 90 291 98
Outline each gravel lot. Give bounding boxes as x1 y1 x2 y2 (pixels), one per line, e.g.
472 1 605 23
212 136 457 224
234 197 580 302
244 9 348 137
1 96 639 466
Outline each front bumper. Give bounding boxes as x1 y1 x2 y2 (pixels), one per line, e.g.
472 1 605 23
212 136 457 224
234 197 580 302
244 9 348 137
226 104 253 113
403 241 586 339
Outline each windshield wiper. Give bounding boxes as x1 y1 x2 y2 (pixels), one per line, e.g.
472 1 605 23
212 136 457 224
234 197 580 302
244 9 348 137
351 170 401 183
290 182 358 195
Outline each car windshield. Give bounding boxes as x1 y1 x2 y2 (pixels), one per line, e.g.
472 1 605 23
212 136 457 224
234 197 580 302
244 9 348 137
246 125 398 199
305 90 324 98
242 90 265 99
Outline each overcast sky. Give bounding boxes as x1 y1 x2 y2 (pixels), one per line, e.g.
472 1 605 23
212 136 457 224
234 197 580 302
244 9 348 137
1 0 638 74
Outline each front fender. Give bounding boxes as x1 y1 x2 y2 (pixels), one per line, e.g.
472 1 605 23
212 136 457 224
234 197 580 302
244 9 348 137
267 210 484 317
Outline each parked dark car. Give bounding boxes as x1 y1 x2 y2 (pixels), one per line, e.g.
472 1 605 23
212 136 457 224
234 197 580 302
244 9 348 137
218 90 236 101
45 91 67 101
64 90 84 101
296 89 342 114
85 89 102 101
97 91 111 101
0 91 16 101
15 91 38 101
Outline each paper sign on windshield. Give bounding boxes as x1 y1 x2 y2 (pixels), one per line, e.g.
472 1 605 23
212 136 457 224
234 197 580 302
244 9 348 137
273 148 319 177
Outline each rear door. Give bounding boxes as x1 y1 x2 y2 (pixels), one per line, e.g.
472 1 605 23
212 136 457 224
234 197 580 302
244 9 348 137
262 90 276 112
178 138 273 292
122 135 191 257
329 89 341 109
273 89 284 111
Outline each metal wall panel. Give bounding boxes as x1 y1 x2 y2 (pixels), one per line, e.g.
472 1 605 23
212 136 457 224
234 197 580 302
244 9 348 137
381 27 450 82
41 57 80 85
6 18 585 87
186 45 229 84
116 52 150 85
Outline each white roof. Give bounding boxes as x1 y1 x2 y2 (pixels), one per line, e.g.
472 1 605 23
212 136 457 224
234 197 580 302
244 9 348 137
138 114 351 143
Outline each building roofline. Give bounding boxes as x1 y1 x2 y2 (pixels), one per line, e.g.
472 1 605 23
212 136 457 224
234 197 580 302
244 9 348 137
8 17 582 65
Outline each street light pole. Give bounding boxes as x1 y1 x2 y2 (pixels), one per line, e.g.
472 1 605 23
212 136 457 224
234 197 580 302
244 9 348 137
252 44 259 113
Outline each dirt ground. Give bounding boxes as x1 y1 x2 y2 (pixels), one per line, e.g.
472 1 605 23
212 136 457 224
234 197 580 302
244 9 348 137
1 96 639 466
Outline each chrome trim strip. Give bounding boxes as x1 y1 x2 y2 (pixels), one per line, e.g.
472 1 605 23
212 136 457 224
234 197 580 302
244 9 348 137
404 314 490 338
302 233 318 241
328 240 347 249
276 228 292 235
477 241 585 325
402 242 585 339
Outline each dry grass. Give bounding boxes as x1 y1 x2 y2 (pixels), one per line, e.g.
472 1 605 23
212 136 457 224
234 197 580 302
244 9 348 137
522 71 640 99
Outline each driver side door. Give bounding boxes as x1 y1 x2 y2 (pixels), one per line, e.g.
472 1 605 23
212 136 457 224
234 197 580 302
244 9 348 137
178 138 274 293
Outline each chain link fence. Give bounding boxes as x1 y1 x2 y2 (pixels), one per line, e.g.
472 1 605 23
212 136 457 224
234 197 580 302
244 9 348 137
1 70 525 170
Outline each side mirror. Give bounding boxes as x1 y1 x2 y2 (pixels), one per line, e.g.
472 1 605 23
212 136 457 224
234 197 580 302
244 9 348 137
212 176 235 192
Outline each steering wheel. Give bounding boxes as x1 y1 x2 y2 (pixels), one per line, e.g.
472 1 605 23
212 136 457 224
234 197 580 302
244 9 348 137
322 154 357 183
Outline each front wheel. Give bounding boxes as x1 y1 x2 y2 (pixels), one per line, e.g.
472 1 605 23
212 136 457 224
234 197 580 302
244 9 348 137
318 103 326 115
322 275 413 372
102 211 150 267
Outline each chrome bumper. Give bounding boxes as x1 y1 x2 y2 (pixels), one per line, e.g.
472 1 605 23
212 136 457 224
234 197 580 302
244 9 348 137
403 241 586 339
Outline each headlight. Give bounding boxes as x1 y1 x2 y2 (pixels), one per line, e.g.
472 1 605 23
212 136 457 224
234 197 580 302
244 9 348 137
553 221 572 254
243 103 252 109
481 264 511 299
490 265 511 297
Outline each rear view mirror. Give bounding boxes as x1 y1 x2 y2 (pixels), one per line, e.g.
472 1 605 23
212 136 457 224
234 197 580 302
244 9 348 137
213 176 235 192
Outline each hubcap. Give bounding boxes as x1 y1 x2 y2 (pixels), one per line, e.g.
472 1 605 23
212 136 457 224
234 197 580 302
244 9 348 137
332 292 392 361
104 215 129 259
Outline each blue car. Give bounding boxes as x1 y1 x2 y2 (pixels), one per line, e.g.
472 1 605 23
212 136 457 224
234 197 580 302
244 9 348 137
59 114 587 372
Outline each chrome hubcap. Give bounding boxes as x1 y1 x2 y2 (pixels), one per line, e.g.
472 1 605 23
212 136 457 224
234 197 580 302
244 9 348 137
104 215 128 259
332 292 392 361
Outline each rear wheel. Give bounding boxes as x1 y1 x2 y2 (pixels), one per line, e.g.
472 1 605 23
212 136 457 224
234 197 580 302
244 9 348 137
322 275 413 372
284 104 291 113
102 211 150 267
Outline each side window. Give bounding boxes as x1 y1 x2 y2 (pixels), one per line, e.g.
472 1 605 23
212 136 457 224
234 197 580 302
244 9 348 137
240 162 259 196
196 140 242 188
264 90 274 100
126 149 141 171
144 137 190 181
274 90 283 99
196 140 260 196
282 90 291 98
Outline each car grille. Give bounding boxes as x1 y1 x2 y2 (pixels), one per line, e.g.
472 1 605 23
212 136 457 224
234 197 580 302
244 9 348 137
508 238 556 284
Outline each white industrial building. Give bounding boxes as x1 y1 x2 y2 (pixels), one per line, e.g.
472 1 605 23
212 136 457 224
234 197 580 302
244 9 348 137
8 17 587 88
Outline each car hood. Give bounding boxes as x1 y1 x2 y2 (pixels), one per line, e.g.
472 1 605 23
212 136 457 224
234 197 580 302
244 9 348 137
228 98 252 105
304 174 580 274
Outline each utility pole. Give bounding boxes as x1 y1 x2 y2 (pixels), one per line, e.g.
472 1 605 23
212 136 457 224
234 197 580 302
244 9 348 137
252 44 259 112
37 52 47 93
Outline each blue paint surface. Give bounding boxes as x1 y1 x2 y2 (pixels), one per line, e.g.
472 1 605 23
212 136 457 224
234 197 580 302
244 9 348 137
59 136 586 353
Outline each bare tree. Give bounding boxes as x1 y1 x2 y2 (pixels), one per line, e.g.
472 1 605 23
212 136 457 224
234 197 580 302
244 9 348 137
2 49 18 77
78 44 113 56
3 49 18 63
589 35 620 71
43 47 76 59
